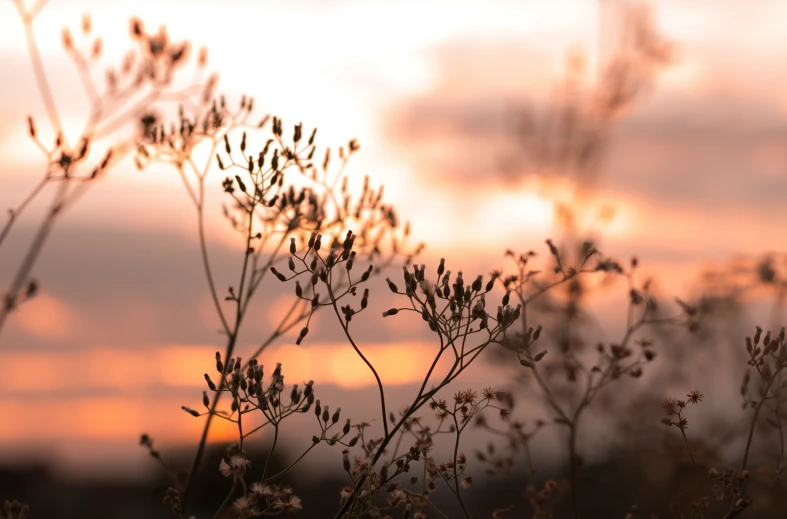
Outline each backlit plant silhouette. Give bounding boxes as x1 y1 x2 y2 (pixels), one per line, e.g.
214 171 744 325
1 0 212 337
2 2 787 519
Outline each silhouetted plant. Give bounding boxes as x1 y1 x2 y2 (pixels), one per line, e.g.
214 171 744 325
1 0 211 337
136 93 421 512
4 3 787 519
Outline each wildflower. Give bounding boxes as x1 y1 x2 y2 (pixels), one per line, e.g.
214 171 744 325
251 482 275 497
232 496 254 517
273 495 302 512
661 398 677 415
272 485 294 498
687 390 703 404
482 387 497 400
219 455 250 478
461 476 473 488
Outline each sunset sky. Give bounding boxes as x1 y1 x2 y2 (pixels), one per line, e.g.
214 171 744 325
1 0 787 480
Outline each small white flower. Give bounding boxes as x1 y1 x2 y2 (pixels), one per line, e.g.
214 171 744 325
251 482 275 497
273 485 293 498
233 495 252 512
219 454 250 478
273 494 302 512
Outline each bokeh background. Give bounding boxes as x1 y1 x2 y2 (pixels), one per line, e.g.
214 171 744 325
2 0 787 517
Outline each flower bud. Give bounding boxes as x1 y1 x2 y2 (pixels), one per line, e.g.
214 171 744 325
270 267 287 282
343 230 354 250
326 249 337 268
472 275 482 292
533 324 542 340
181 406 199 417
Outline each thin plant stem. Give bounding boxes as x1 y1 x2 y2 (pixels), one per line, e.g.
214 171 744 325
451 413 472 519
262 425 279 481
0 177 49 250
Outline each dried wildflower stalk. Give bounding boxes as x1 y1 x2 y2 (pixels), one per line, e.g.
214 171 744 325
655 327 787 519
139 99 419 513
495 244 684 518
1 2 210 338
278 237 519 517
723 326 787 518
174 358 349 518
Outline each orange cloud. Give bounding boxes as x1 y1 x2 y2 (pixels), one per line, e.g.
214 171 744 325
16 294 77 340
